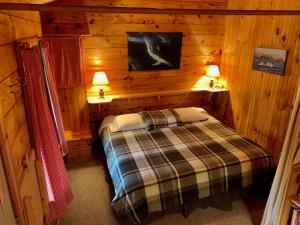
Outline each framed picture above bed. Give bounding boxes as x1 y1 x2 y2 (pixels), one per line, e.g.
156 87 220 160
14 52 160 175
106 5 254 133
128 32 183 71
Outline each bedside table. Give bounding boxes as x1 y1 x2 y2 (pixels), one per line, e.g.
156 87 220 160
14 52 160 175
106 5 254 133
87 96 113 136
64 130 93 163
87 96 112 104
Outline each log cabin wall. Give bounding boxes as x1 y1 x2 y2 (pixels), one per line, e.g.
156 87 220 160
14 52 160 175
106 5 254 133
40 0 299 163
40 0 228 132
0 10 40 181
221 0 300 162
81 14 224 94
0 10 45 225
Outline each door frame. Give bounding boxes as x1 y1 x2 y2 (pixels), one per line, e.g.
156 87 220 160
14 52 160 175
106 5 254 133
0 103 27 225
0 152 16 225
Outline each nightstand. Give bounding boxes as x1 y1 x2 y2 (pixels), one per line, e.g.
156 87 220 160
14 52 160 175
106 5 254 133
64 130 93 163
87 96 112 104
87 96 114 139
204 88 230 125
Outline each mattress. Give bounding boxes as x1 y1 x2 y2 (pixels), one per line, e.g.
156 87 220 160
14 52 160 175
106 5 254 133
100 113 274 224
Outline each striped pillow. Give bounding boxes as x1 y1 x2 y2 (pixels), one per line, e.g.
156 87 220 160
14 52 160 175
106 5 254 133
139 109 181 131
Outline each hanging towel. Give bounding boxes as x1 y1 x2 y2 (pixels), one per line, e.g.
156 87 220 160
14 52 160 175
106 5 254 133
40 43 69 156
41 37 85 89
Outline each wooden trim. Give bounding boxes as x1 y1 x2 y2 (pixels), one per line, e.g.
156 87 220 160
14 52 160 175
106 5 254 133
0 3 300 15
23 196 38 225
279 164 300 224
0 11 40 23
87 88 228 103
35 160 49 217
0 103 27 225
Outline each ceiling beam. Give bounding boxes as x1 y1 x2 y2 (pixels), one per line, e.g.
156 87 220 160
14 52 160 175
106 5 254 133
0 0 55 3
0 3 300 15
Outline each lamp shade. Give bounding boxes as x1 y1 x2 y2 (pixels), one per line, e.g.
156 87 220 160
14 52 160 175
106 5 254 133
92 71 109 87
206 65 220 78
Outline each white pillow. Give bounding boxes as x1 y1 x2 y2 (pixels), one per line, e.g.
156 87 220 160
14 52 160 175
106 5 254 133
109 113 144 132
174 107 208 123
99 115 116 134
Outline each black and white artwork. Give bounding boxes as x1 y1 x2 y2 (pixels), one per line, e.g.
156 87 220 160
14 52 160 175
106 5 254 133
252 48 287 75
128 32 183 71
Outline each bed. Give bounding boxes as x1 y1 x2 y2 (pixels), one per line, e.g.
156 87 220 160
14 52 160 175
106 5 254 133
99 108 274 224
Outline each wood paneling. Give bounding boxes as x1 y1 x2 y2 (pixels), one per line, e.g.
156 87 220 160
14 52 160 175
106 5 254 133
0 154 15 225
221 0 300 162
19 151 44 225
0 46 29 179
41 10 226 92
4 3 300 16
42 13 225 95
57 86 90 131
41 0 299 165
88 91 229 138
0 9 45 225
41 2 226 132
0 0 54 3
227 0 300 10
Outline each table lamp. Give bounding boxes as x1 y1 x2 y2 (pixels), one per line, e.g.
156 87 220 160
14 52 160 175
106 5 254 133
93 71 109 99
206 65 220 88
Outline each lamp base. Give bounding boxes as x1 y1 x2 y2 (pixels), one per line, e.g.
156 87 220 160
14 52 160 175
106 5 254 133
209 80 214 88
99 89 105 99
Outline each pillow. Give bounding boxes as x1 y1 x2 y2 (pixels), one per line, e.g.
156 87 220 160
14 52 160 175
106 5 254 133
174 107 208 123
139 109 181 131
99 115 116 135
109 113 144 132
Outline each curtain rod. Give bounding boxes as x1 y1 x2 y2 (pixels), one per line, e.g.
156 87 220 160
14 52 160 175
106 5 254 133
14 34 90 42
0 3 300 15
42 34 90 37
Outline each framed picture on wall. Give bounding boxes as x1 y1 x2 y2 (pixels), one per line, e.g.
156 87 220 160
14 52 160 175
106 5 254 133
252 48 288 75
127 32 183 71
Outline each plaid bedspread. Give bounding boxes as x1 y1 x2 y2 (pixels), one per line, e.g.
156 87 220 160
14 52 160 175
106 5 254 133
100 115 273 224
139 108 181 131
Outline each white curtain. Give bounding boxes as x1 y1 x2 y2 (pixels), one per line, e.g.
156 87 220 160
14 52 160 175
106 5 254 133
261 83 300 225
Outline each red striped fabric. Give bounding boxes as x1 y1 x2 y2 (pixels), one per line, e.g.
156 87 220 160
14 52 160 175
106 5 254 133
41 43 69 156
41 37 85 89
19 47 73 224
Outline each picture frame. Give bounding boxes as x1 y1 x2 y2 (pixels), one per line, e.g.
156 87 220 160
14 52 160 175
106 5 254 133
128 32 183 71
252 48 288 75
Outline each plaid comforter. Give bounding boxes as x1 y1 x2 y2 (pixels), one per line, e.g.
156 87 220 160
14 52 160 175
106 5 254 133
139 109 181 131
100 114 273 224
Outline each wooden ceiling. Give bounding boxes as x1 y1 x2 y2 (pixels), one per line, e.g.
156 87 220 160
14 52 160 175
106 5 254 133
0 0 299 15
0 0 56 3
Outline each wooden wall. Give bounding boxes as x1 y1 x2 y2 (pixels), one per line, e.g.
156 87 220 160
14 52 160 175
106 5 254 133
41 0 228 131
221 0 300 162
0 9 41 188
41 0 300 163
0 10 45 225
0 153 15 225
82 14 225 94
42 12 225 94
